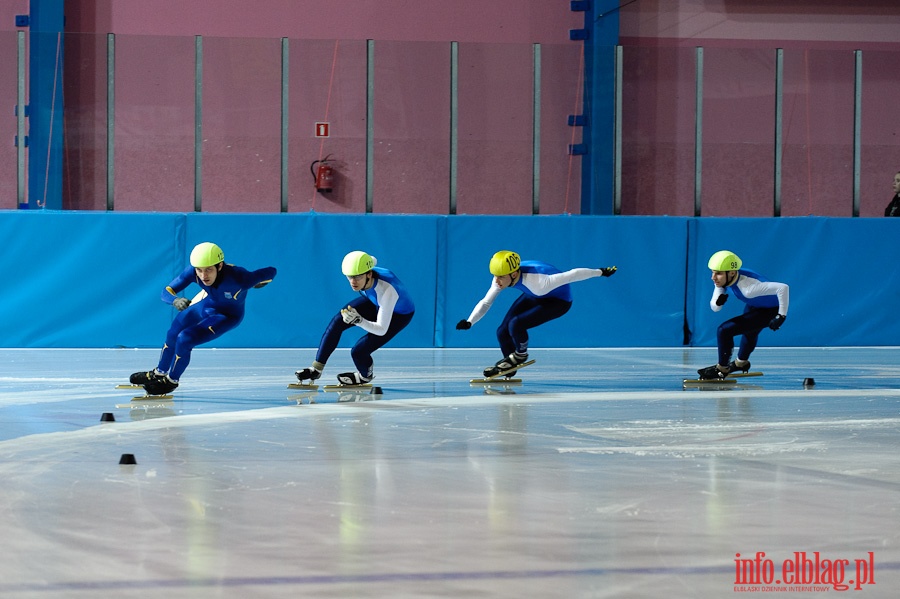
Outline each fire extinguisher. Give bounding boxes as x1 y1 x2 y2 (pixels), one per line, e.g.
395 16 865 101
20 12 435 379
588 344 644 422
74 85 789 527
311 154 334 193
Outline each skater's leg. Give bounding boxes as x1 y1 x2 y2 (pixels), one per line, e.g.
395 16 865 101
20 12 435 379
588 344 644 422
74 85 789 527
349 310 414 378
313 314 352 365
497 296 571 356
314 297 371 365
735 307 779 361
485 297 570 377
168 312 240 381
701 316 744 378
496 297 532 356
156 306 203 373
717 306 778 365
715 320 739 368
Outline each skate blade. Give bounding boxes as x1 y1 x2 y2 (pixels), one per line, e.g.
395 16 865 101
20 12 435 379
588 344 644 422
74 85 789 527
287 383 319 390
470 378 522 385
323 384 372 391
132 394 174 401
683 371 763 385
116 384 143 389
727 371 763 378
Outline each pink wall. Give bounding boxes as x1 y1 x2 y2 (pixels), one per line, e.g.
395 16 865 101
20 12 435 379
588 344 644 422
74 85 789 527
1 1 27 209
619 0 900 217
63 1 579 44
620 0 900 47
53 1 583 213
0 31 21 209
11 1 900 215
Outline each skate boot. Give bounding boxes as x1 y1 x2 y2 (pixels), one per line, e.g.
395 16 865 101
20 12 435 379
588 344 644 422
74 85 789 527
697 364 730 380
337 371 373 386
483 352 528 378
728 360 751 374
143 375 179 396
295 363 324 383
130 369 164 385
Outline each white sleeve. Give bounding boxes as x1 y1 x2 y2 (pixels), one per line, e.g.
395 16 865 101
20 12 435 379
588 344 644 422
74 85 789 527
356 281 398 336
466 283 502 325
740 279 790 316
768 282 789 315
776 283 789 316
520 268 603 296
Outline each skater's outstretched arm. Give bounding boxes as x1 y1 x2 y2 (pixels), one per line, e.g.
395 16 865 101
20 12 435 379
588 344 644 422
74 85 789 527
244 266 278 288
462 283 502 327
518 266 616 296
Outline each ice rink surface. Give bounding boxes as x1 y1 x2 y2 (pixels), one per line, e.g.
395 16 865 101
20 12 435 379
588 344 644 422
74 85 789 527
1 346 898 598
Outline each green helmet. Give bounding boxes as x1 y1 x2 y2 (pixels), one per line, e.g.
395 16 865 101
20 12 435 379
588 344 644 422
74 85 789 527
190 242 224 268
489 250 521 276
708 250 742 271
342 250 377 276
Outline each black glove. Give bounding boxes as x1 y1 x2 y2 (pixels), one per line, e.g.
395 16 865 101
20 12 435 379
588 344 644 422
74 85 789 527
173 297 191 311
769 314 785 331
456 319 471 330
601 266 617 277
715 294 728 307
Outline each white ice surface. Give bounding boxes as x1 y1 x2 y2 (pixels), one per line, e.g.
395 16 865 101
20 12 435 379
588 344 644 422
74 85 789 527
0 347 898 597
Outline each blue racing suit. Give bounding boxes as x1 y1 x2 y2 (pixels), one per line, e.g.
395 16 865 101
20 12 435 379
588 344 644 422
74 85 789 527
157 263 276 381
315 266 415 379
709 268 789 366
466 261 607 358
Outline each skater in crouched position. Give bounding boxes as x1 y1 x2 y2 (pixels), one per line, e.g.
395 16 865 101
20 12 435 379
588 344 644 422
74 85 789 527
295 251 415 386
457 250 617 377
131 242 276 395
698 250 789 380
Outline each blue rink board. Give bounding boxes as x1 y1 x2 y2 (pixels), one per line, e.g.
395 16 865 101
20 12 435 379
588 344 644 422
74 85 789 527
3 212 899 348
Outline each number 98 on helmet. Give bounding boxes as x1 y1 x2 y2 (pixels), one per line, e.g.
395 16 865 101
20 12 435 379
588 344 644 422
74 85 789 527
708 250 742 272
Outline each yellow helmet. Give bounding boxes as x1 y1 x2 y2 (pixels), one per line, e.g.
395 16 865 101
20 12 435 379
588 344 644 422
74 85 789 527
342 250 377 276
489 250 521 276
708 250 742 271
190 242 224 268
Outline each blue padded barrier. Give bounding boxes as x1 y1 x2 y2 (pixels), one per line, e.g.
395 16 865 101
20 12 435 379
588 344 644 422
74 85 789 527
181 212 440 349
1 212 898 348
0 212 183 347
442 216 688 348
690 217 900 348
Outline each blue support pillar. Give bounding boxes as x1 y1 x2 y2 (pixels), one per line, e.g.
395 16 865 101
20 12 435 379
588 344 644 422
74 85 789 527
570 0 618 215
26 0 65 210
